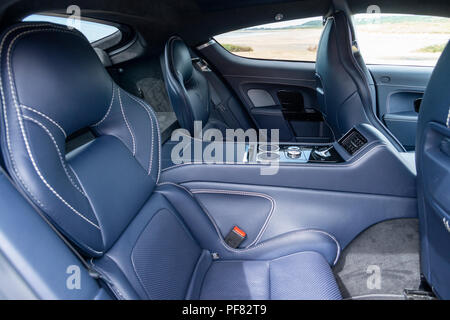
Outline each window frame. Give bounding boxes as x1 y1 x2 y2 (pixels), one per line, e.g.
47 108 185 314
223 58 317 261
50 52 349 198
22 12 134 52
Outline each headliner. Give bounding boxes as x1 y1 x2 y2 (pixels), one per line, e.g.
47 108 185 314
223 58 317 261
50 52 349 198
1 0 449 54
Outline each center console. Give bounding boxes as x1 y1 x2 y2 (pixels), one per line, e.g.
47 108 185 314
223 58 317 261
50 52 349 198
246 127 370 164
249 143 344 164
162 127 371 168
160 124 418 250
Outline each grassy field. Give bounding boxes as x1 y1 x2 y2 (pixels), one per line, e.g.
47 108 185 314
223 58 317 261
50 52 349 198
222 44 253 52
215 18 450 66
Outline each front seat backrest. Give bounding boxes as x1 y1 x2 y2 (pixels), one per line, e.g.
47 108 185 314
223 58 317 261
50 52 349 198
416 40 450 299
315 11 405 151
0 23 160 256
162 36 210 134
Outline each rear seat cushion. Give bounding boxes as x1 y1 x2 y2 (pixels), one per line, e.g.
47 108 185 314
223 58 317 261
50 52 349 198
201 252 341 300
95 186 342 300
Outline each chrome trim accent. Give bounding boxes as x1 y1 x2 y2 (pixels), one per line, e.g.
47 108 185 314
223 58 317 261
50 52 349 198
197 40 215 50
316 87 324 95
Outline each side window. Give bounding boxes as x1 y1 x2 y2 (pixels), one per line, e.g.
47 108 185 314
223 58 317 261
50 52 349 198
353 14 450 66
214 16 324 62
23 14 120 44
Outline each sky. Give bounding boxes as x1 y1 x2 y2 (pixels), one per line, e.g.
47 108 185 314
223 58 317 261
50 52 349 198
23 14 119 42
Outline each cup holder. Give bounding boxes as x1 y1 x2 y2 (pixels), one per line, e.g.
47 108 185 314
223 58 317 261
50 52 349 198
256 151 280 162
258 144 280 153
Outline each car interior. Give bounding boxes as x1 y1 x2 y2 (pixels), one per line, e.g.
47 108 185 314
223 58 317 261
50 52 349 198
0 0 448 300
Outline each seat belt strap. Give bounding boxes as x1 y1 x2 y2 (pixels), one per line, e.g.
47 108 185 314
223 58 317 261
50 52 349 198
192 58 240 128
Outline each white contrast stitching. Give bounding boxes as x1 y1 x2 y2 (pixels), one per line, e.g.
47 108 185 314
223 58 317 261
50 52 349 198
0 24 70 207
92 83 115 127
118 87 136 156
23 115 86 196
156 182 340 264
124 91 154 175
157 181 225 238
142 100 161 183
127 93 161 182
5 27 100 230
21 104 67 137
190 189 275 247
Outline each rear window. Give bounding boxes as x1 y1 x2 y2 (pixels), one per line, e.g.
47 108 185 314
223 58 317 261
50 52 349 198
23 14 119 43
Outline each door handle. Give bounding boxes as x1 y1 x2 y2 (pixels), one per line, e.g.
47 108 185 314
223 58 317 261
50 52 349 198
414 98 423 113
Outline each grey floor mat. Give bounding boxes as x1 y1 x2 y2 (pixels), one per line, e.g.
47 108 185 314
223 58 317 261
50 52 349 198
137 77 171 112
333 218 420 300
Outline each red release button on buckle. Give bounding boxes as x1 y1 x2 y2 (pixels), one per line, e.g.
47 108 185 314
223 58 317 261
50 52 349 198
233 226 246 237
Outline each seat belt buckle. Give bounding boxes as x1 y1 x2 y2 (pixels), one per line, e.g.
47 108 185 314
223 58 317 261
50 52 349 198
225 226 246 248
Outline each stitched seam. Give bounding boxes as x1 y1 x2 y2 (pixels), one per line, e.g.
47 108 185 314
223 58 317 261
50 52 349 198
129 208 197 299
124 91 154 175
92 83 115 127
447 106 450 127
118 87 136 156
156 181 225 240
6 28 100 230
128 93 161 183
156 182 340 263
23 115 86 196
190 188 275 247
215 250 319 263
142 99 161 183
0 24 71 207
20 104 67 137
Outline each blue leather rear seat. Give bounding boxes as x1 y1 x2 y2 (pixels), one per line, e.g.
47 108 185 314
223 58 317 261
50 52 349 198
0 23 342 300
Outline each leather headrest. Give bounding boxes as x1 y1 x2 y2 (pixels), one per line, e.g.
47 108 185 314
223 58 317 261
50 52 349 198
2 23 113 136
168 37 193 83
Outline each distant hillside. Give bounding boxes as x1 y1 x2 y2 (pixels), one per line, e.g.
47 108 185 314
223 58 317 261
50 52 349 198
246 15 447 30
354 15 447 25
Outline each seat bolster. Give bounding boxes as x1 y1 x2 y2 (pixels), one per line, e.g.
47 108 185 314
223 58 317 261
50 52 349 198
156 183 340 265
91 255 141 300
217 229 340 266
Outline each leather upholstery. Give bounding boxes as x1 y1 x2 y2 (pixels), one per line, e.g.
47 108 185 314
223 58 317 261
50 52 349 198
0 23 342 300
162 36 229 135
200 251 341 300
0 168 111 299
0 23 160 256
415 40 450 299
315 11 405 151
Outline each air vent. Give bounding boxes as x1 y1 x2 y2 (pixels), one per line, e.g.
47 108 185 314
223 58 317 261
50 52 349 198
339 128 368 155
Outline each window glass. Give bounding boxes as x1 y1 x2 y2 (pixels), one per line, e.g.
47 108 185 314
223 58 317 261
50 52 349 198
353 14 450 66
23 14 119 43
215 17 324 62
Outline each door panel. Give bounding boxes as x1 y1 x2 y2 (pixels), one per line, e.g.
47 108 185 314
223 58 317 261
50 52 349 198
369 65 433 150
198 41 333 143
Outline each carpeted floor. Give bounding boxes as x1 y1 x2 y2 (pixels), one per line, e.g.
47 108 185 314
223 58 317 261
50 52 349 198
333 218 421 300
